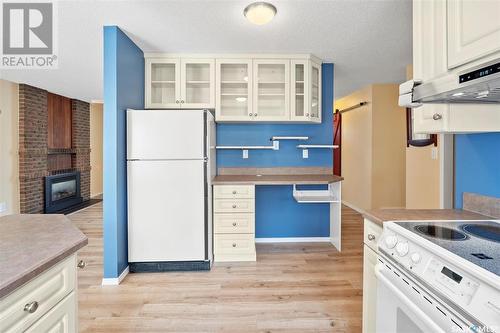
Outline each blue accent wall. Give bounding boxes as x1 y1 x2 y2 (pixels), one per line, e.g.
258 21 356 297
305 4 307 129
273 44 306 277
217 64 334 237
454 133 500 208
103 26 144 279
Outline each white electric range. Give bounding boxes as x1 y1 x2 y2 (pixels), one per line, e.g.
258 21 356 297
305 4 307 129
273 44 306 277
376 220 500 333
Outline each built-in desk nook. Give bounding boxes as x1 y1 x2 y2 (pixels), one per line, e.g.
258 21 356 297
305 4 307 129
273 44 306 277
212 168 343 262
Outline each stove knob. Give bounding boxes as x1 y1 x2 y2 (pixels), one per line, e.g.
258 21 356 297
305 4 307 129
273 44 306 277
411 253 421 263
384 235 398 249
396 242 409 256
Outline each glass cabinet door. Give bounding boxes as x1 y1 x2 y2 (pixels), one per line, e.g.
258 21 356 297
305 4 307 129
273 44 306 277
181 59 215 108
253 60 289 121
146 59 180 108
291 60 308 121
310 62 322 122
216 60 252 121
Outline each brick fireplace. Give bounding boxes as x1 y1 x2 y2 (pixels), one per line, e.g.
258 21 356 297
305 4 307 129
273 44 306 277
18 84 91 214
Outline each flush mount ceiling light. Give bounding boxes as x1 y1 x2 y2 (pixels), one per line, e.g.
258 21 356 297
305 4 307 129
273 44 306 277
244 2 277 25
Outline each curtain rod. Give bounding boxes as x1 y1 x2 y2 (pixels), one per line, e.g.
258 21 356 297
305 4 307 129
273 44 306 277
335 101 367 114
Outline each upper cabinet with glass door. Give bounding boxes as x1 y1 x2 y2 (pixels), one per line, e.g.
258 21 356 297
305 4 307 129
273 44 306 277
253 59 290 121
145 58 215 109
291 60 321 123
216 59 252 121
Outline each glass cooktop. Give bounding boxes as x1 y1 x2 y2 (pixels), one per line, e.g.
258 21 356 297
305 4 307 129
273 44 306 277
396 220 500 277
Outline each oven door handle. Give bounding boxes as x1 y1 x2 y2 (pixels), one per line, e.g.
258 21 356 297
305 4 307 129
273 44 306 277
375 264 446 333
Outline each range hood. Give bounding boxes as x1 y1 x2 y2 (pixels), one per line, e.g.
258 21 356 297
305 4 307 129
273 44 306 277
399 60 500 108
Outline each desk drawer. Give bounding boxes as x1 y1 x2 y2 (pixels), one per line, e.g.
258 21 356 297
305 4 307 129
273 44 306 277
214 213 255 234
0 254 76 333
214 199 254 213
214 185 255 199
215 234 256 255
25 291 76 333
364 218 383 252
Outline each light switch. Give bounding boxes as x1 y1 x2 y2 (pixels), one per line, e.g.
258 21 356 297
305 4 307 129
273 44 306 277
302 149 309 159
0 202 6 213
431 147 438 160
242 149 249 159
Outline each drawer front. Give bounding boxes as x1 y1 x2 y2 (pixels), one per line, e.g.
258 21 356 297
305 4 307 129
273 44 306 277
0 254 76 333
364 218 383 252
214 199 254 213
25 291 76 333
214 185 255 199
215 234 256 254
214 213 255 234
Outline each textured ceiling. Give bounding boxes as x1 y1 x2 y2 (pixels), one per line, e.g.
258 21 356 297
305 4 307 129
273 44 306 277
0 0 412 102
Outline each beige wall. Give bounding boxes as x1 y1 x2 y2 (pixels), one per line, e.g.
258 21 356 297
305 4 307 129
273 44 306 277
90 103 103 197
336 84 406 212
0 80 20 216
405 65 441 209
336 86 373 211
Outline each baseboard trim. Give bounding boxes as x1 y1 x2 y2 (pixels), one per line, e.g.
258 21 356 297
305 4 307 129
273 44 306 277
102 266 129 286
342 200 367 215
255 237 330 243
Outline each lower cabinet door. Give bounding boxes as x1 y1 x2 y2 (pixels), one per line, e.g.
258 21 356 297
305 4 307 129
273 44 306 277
25 292 76 333
362 245 378 333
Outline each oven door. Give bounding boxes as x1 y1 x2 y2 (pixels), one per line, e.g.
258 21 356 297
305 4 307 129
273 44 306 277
375 261 469 333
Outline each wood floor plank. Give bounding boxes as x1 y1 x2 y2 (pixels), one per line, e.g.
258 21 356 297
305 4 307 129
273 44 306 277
70 203 364 332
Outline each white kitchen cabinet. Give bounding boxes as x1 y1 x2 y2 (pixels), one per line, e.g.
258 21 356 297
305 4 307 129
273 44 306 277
253 59 290 121
412 0 500 134
447 0 500 69
362 218 383 333
145 58 180 109
0 254 80 333
145 58 215 109
216 59 253 122
291 60 322 123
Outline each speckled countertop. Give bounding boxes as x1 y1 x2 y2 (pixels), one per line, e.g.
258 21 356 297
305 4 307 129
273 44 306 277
212 174 343 185
364 209 493 227
0 214 88 299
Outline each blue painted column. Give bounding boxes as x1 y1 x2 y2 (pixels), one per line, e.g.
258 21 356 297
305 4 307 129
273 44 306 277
103 26 144 279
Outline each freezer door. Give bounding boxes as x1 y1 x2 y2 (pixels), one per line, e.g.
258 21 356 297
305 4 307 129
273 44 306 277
128 160 206 262
127 109 205 160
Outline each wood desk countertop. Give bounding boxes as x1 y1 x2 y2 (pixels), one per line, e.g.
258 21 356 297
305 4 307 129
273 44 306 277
212 174 343 185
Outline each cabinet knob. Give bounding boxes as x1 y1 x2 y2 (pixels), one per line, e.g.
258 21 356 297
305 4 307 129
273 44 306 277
254 113 258 117
232 222 237 226
249 113 253 117
368 234 376 241
24 301 39 313
306 113 309 117
232 204 237 208
432 113 442 120
77 260 87 269
232 190 237 194
175 100 180 104
232 243 237 247
180 100 185 104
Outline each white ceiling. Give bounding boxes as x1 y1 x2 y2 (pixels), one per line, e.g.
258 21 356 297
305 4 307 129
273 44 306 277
0 0 412 102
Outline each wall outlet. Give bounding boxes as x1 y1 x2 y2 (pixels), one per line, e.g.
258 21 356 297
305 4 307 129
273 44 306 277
431 147 438 160
242 149 249 159
0 202 6 213
302 149 309 159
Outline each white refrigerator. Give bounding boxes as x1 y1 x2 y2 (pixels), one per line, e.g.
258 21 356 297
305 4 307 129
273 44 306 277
127 109 216 271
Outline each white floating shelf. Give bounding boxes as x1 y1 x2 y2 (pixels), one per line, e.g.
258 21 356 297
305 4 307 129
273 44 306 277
297 145 339 149
292 185 340 203
216 145 276 150
271 136 309 141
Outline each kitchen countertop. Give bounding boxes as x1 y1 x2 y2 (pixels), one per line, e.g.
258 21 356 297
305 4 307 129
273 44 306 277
0 214 88 299
212 174 343 185
364 209 494 227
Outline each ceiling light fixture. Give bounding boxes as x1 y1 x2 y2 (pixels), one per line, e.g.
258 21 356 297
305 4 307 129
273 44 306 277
244 2 277 25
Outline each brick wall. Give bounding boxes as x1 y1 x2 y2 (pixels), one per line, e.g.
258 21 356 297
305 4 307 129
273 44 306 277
18 84 91 213
72 100 91 201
